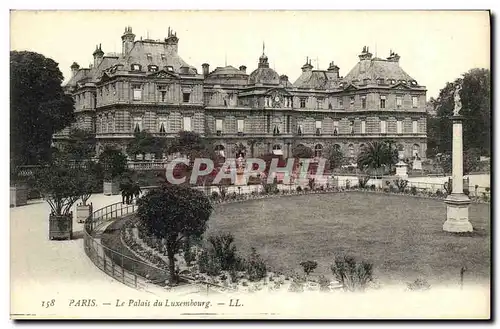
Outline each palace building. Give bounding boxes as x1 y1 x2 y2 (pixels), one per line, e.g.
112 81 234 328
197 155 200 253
61 27 427 161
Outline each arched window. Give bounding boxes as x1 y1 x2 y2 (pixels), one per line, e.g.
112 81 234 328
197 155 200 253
314 144 323 158
348 144 355 159
214 144 225 158
333 144 341 152
359 143 366 152
272 144 283 155
413 144 420 158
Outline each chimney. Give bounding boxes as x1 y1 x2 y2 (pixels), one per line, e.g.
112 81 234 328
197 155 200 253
202 63 210 77
327 61 340 79
70 62 80 77
239 65 247 74
92 44 104 68
387 49 401 63
165 27 179 53
279 75 289 84
301 57 313 72
121 26 135 56
358 46 373 61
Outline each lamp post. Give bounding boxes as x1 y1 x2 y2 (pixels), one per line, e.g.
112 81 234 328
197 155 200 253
443 84 473 232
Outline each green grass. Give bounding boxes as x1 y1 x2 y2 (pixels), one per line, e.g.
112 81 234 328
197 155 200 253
206 192 490 286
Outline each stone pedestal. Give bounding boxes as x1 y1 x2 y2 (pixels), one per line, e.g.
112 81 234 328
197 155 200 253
443 115 473 232
443 194 473 232
395 161 408 179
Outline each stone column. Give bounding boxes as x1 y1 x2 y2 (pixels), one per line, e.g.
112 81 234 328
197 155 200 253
443 115 473 232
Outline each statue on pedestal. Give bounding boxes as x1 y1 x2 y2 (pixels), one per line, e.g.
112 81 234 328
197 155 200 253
453 84 462 116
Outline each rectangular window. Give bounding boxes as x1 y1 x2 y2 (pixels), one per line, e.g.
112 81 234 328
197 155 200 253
380 120 387 134
380 95 386 109
215 119 223 134
132 84 142 100
333 120 339 135
183 93 191 103
397 120 403 134
350 120 355 134
297 124 303 136
300 98 306 108
412 96 419 108
237 119 244 133
413 120 418 133
361 96 367 109
350 96 355 105
396 96 403 108
361 121 366 134
338 97 343 107
183 117 192 131
161 91 166 102
315 120 322 136
133 117 142 133
286 115 290 133
158 118 167 133
317 98 324 109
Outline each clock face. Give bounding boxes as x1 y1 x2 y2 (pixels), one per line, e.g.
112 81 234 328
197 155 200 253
274 96 280 102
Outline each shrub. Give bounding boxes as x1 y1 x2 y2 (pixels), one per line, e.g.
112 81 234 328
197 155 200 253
385 180 391 186
300 260 318 276
394 179 409 193
435 189 443 197
308 178 316 190
198 250 222 276
246 247 267 282
407 278 431 291
345 180 351 189
443 179 452 195
296 186 303 193
370 184 376 191
318 275 330 292
410 186 417 195
288 280 305 293
211 191 219 200
330 255 373 292
208 233 243 271
357 176 370 189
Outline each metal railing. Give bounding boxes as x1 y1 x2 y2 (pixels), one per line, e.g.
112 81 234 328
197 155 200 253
83 199 234 294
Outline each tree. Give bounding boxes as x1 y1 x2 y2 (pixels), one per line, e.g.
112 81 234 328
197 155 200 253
357 142 392 175
169 131 214 164
292 144 314 158
247 138 263 157
234 142 247 157
10 51 75 167
428 68 490 156
127 131 167 160
325 145 345 170
382 140 398 173
440 148 480 175
98 146 128 181
63 128 96 160
136 185 213 283
34 153 83 216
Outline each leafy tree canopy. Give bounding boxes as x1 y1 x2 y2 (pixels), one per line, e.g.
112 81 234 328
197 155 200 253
10 51 75 166
292 144 314 158
136 185 213 283
427 68 490 156
127 131 167 160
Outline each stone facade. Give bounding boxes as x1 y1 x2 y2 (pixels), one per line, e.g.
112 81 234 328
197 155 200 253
60 28 427 160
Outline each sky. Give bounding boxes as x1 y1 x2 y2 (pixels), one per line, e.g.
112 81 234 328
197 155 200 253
10 10 490 99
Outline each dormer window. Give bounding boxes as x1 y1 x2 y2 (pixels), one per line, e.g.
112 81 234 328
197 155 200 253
161 54 166 61
166 66 174 72
390 79 396 84
410 80 417 86
148 65 159 72
131 64 141 71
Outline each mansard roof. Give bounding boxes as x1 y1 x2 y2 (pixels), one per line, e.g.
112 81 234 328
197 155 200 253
293 70 341 90
344 57 416 84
